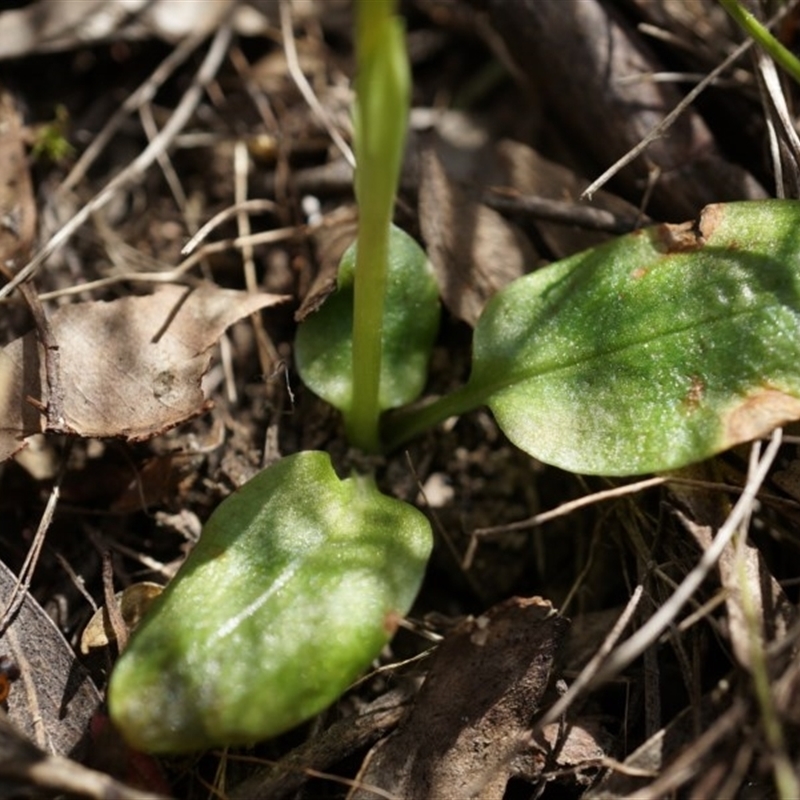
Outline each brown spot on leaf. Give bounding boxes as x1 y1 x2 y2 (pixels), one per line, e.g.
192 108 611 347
697 202 725 240
722 388 800 447
653 220 703 253
383 609 402 635
682 375 705 411
652 203 727 255
630 266 648 280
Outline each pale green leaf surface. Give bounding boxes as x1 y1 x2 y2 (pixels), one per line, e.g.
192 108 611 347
469 200 800 475
108 451 432 753
295 224 440 412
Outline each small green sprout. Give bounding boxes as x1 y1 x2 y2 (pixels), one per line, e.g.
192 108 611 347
30 105 74 164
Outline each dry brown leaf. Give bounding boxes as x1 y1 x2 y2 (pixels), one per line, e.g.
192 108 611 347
0 559 100 757
349 597 568 800
491 139 643 258
295 205 358 322
418 141 537 326
0 284 289 461
481 0 766 219
523 719 612 787
415 113 642 327
109 452 197 513
669 462 797 670
0 85 38 464
679 512 796 670
80 582 163 655
0 89 35 269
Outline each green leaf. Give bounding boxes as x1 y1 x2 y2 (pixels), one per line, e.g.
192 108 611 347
108 451 432 753
468 200 800 475
295 224 440 414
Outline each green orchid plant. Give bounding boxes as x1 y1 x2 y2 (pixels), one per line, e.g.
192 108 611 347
109 0 800 753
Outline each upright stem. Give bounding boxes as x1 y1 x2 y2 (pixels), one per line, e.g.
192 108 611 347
348 205 390 451
347 0 410 451
718 0 800 85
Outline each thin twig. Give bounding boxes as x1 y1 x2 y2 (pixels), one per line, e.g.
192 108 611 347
53 553 97 612
637 22 728 64
0 463 66 633
173 225 302 277
584 430 781 689
278 0 355 169
102 551 128 652
584 0 800 200
620 701 748 799
536 585 645 729
0 20 234 300
614 71 738 87
581 30 756 200
234 140 280 376
735 444 800 800
473 470 796 538
138 101 190 214
535 429 782 734
182 199 281 255
719 0 800 84
483 188 650 234
473 476 667 536
57 28 210 195
754 50 800 195
0 262 65 431
32 225 300 302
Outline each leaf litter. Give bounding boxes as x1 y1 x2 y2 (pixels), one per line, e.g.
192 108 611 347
1 0 800 798
0 283 289 459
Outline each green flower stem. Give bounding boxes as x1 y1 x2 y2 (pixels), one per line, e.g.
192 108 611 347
718 0 800 85
347 0 410 451
382 383 487 452
349 202 390 452
736 537 800 800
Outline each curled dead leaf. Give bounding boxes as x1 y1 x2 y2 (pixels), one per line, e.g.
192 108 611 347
652 201 725 254
81 583 163 654
418 141 535 326
0 284 290 461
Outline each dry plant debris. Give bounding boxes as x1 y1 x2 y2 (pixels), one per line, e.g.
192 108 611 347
0 0 799 798
0 284 289 459
0 557 99 758
349 597 568 800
